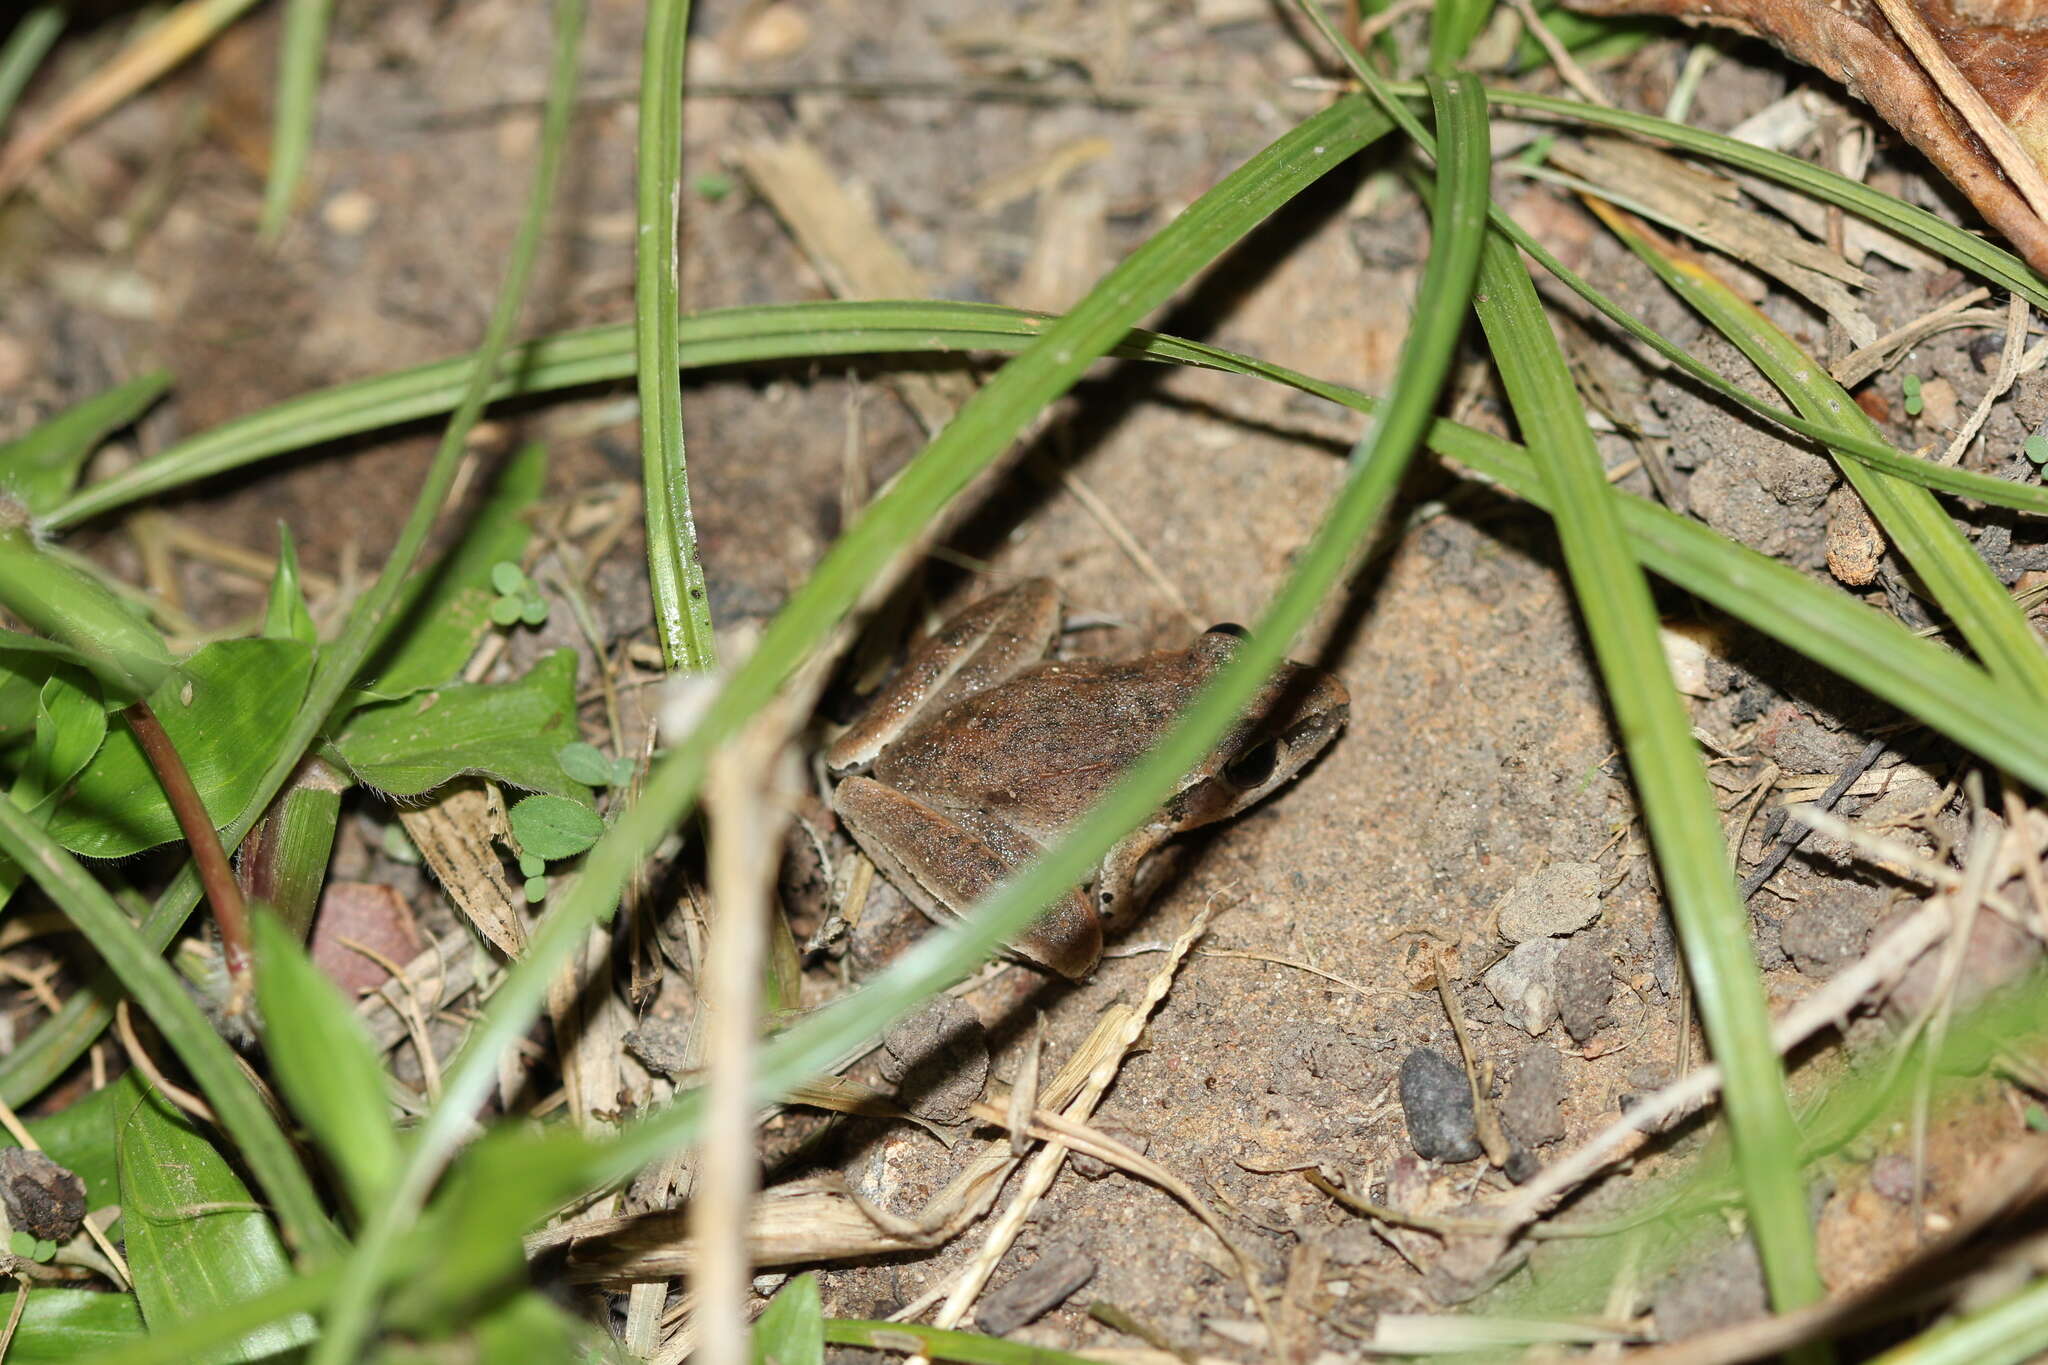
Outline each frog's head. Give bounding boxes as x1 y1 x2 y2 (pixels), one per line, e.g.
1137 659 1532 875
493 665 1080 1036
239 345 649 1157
1179 624 1350 822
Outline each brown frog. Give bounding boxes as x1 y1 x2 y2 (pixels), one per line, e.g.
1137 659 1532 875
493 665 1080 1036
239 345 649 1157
826 579 1349 977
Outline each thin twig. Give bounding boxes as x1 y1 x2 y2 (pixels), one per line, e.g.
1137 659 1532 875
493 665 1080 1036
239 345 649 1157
1740 736 1888 900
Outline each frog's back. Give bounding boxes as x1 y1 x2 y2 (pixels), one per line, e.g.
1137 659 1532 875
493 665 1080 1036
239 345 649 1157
874 649 1211 840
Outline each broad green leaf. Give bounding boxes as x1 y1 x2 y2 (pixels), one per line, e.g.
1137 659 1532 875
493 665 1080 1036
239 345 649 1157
263 524 316 648
332 648 590 800
6 1286 146 1362
45 639 314 858
116 1082 315 1362
754 1274 824 1365
0 370 169 514
353 441 547 701
251 908 399 1219
508 791 604 860
17 669 106 811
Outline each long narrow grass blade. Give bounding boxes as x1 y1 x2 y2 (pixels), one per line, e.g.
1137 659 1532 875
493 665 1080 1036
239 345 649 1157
1460 85 2048 311
0 6 63 134
259 0 334 239
1862 1278 2048 1365
1298 0 1830 1311
1593 200 2048 705
635 0 716 673
1469 230 1824 1315
53 297 2048 531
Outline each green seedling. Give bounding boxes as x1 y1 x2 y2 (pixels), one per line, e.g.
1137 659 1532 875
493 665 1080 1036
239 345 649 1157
1902 371 1924 417
2025 428 2048 467
488 561 549 628
508 793 604 902
557 740 634 788
693 171 733 202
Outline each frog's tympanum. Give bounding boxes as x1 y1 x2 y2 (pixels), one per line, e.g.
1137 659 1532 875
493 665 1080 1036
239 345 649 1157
826 579 1348 978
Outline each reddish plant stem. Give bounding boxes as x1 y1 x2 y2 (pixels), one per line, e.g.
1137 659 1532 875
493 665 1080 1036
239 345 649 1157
123 699 252 987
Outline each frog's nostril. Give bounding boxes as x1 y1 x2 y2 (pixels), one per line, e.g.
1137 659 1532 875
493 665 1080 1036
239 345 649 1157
1223 737 1280 789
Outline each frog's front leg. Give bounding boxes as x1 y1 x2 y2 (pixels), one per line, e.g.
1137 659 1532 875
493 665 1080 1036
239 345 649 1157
826 579 1061 775
833 775 1101 978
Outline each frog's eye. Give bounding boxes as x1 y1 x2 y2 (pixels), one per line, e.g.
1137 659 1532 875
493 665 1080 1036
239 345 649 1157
1223 736 1279 790
1205 622 1249 639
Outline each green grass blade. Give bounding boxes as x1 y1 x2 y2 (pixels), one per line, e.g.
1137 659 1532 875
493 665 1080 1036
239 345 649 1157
259 0 333 239
0 799 335 1257
822 1321 1102 1365
79 1269 338 1365
635 0 716 673
1459 84 2048 310
0 5 63 133
315 93 1396 1340
1596 204 2048 705
1428 420 2048 794
250 909 401 1220
52 297 2048 530
0 368 169 514
1470 230 1824 1315
1865 1279 2048 1365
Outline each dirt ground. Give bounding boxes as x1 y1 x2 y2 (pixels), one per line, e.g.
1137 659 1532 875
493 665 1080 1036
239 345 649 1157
4 0 2045 1356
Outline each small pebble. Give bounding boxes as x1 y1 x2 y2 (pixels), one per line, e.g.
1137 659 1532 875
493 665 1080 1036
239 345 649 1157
1497 862 1600 941
1398 1047 1480 1163
1483 939 1561 1036
322 190 378 235
1553 939 1612 1043
1069 1122 1147 1180
1870 1154 1920 1204
879 997 988 1123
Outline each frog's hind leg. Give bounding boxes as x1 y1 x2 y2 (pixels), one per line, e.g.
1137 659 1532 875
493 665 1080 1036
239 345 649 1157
833 775 1101 978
